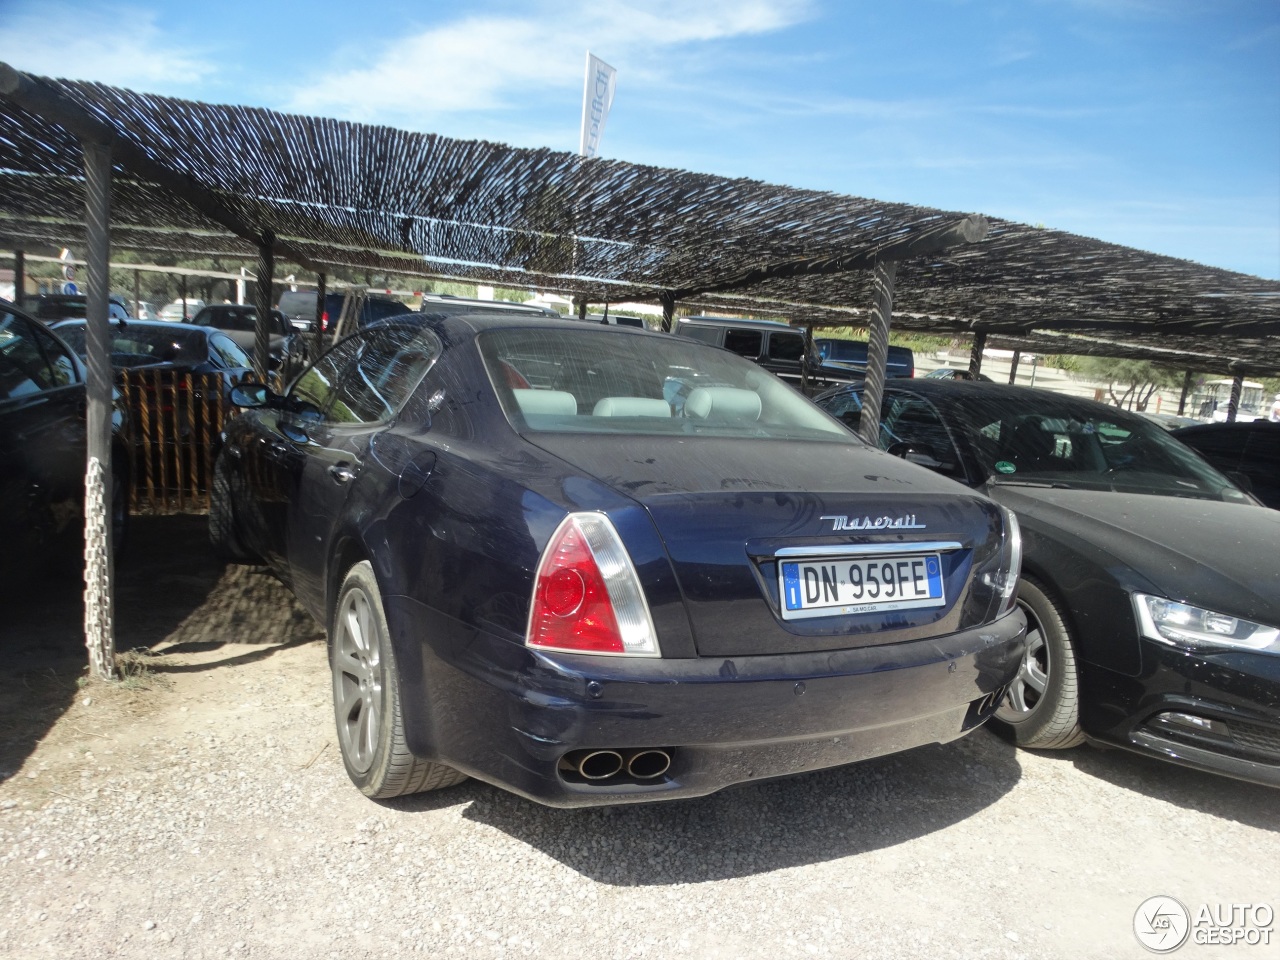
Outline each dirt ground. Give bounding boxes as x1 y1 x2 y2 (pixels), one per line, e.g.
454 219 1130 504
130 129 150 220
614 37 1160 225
1 516 1278 960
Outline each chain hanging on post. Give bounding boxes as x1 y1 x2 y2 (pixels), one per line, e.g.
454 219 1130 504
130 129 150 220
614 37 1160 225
84 457 115 679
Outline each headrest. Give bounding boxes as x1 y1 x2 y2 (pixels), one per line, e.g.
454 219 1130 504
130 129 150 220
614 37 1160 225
513 389 577 416
592 397 671 417
684 386 762 422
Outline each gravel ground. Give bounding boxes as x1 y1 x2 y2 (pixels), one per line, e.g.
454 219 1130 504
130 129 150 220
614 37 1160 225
1 517 1277 960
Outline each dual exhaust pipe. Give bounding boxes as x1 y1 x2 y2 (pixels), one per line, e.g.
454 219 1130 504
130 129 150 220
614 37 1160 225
560 748 672 782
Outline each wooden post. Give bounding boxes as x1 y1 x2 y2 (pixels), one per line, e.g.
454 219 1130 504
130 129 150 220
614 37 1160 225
179 273 187 319
132 268 141 317
1177 370 1193 416
801 322 815 394
313 272 326 356
13 248 23 302
82 140 116 681
660 292 676 333
577 299 588 320
1008 350 1021 385
254 232 274 381
969 331 987 378
858 260 897 445
1226 372 1243 423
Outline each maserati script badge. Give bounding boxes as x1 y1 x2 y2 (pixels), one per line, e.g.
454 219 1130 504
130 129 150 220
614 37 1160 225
820 514 927 531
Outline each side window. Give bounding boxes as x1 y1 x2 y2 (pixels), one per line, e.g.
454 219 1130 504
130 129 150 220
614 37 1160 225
880 395 964 477
821 391 863 431
679 325 721 345
288 339 363 419
0 311 57 399
723 329 763 358
29 324 77 388
767 332 805 362
329 326 442 424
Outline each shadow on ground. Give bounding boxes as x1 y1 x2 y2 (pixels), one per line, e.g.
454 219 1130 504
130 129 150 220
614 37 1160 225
0 514 321 783
388 731 1024 885
1032 738 1280 831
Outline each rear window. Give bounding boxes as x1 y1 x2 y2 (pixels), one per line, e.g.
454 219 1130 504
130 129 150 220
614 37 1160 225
480 328 848 442
56 324 208 368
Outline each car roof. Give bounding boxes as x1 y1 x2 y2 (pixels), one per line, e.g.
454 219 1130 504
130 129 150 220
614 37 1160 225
1175 421 1280 435
833 376 1166 418
53 318 211 335
678 316 797 330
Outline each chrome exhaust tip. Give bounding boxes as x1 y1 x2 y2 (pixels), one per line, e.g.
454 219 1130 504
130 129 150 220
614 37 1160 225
576 750 625 780
626 749 672 780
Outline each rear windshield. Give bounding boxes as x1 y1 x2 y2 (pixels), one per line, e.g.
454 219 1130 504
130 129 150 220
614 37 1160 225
480 328 849 441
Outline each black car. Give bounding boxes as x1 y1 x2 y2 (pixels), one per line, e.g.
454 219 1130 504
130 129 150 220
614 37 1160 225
189 304 309 378
22 293 132 323
674 317 858 394
815 338 916 379
1173 420 1280 510
213 314 1026 807
276 290 411 334
815 378 1280 787
0 300 128 583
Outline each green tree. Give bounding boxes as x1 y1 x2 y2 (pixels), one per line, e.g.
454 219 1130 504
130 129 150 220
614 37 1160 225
1076 357 1185 411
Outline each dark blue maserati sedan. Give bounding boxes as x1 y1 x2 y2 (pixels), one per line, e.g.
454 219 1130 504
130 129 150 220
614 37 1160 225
212 314 1027 806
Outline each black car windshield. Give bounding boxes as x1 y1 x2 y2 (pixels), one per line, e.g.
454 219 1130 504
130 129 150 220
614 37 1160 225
480 328 849 441
57 324 207 368
952 395 1250 503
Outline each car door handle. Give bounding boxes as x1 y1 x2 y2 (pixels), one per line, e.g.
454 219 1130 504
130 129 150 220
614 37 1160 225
328 464 356 484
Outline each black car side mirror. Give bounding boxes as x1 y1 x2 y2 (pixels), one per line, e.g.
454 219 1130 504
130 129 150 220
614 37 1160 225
230 382 275 408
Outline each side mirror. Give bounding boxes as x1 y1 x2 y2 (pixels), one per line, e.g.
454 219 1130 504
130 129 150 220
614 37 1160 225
230 382 272 408
1227 470 1254 494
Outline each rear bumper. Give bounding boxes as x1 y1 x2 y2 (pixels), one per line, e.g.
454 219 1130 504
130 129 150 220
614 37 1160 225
387 598 1027 807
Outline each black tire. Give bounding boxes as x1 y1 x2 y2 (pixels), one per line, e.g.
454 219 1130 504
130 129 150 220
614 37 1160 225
991 577 1086 749
330 561 466 799
209 452 259 564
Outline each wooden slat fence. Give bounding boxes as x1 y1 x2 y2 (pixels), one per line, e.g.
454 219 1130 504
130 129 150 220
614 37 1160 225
117 369 278 514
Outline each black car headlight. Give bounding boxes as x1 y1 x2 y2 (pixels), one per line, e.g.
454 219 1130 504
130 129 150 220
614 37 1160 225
1134 593 1279 654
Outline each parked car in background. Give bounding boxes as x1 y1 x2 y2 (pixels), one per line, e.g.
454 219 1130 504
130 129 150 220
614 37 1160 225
815 378 1280 787
189 304 309 379
1174 420 1280 510
816 337 916 379
925 366 992 382
159 299 205 321
675 316 859 394
572 312 647 328
212 313 1026 806
22 293 131 323
0 300 128 584
277 290 411 334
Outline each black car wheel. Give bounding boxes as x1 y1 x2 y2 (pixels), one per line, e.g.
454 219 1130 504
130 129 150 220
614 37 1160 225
330 561 466 799
991 577 1086 749
209 453 259 564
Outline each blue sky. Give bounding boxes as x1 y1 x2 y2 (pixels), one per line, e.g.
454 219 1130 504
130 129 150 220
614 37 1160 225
1 0 1277 278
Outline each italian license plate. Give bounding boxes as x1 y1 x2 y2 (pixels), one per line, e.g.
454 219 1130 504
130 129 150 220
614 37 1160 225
778 553 945 620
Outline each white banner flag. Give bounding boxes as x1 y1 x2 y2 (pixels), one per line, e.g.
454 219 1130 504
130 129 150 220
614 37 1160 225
579 52 617 158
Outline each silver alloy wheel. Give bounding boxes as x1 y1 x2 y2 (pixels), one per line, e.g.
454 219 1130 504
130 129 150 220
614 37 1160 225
1000 600 1049 718
332 586 384 774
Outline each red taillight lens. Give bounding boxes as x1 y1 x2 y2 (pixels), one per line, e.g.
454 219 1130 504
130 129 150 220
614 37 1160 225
321 310 330 331
528 514 660 657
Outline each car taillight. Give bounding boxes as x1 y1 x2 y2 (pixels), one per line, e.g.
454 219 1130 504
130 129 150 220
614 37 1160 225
321 310 329 331
983 508 1022 618
527 513 661 657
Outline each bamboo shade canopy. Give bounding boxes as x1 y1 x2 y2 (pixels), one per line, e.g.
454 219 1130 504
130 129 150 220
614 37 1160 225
2 68 1278 373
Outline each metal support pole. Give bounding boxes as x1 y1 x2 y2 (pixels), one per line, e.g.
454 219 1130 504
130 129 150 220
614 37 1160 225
1008 350 1021 385
660 292 676 333
313 272 326 356
13 248 24 302
1178 370 1193 416
82 140 115 681
254 233 274 382
969 331 987 378
1226 372 1243 423
858 260 897 445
